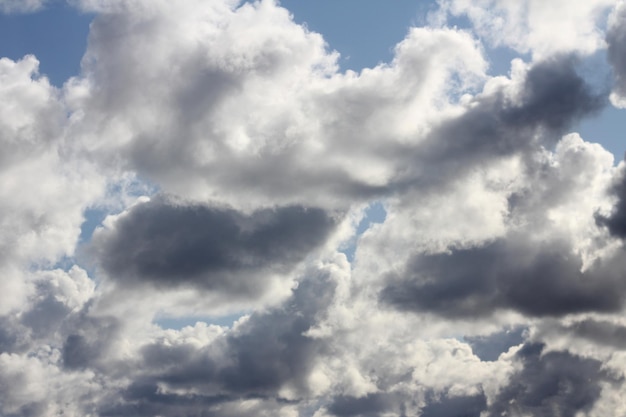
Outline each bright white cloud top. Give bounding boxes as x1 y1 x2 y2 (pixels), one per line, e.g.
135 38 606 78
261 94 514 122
1 0 626 416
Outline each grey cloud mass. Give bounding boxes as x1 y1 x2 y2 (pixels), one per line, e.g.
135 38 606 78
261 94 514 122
98 270 336 416
92 196 337 294
381 236 625 318
596 167 626 237
2 0 626 416
420 392 487 417
486 343 618 417
393 54 606 193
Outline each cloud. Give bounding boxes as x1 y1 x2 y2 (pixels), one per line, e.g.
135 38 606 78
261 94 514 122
595 165 626 237
375 127 617 319
91 196 338 298
326 393 402 417
0 55 104 315
65 0 491 208
2 0 626 416
545 318 626 349
435 0 615 58
94 266 338 416
486 343 618 417
398 55 606 192
607 0 626 108
326 391 488 417
420 391 487 417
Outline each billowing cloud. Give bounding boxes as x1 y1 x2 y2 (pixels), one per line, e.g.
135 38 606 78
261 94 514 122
91 196 338 296
0 55 104 315
397 55 606 192
2 0 626 416
435 0 615 57
486 343 618 417
89 265 339 416
381 234 626 317
596 164 626 237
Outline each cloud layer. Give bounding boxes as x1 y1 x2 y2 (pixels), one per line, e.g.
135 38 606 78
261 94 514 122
1 0 626 416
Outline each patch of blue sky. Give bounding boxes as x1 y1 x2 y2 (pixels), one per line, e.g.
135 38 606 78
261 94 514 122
280 0 440 72
154 313 247 330
0 1 93 87
574 49 625 160
339 201 387 263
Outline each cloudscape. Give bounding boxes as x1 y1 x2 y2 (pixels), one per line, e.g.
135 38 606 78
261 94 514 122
1 0 626 415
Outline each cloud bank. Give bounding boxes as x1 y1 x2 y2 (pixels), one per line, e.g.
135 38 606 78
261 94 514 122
1 0 626 416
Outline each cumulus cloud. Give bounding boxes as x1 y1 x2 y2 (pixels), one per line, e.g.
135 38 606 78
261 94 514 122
381 234 626 317
435 0 615 58
2 0 626 416
395 55 606 193
86 264 339 416
595 164 626 237
0 55 104 316
91 196 338 294
486 343 618 417
64 0 492 208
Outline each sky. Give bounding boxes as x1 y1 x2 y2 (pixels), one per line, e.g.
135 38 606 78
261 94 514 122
2 0 626 416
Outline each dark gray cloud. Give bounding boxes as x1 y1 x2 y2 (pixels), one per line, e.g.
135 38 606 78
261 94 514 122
420 391 486 417
381 236 625 318
607 2 626 105
486 343 618 417
327 393 402 417
61 314 120 370
99 270 336 415
92 197 337 294
0 279 89 356
596 168 626 238
542 318 626 349
326 390 487 417
395 55 605 191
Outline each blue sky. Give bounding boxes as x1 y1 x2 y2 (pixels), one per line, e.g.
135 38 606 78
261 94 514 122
0 1 91 86
3 1 626 416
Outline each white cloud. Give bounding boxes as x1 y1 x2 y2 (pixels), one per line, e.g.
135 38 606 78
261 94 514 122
0 56 105 315
436 0 616 58
66 1 488 209
1 0 626 415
